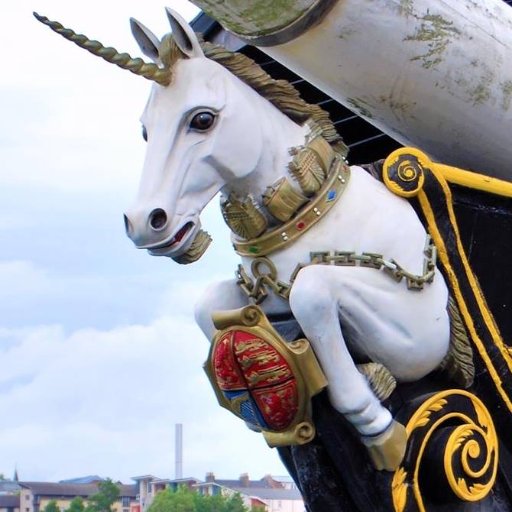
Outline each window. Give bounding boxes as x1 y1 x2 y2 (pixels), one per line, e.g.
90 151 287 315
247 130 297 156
122 497 130 507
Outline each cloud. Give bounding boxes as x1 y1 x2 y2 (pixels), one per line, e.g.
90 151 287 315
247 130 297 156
0 0 289 486
0 316 287 482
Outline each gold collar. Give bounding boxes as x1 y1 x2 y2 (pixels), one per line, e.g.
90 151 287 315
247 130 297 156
233 157 350 257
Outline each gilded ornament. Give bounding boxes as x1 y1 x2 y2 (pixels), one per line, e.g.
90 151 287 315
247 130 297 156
262 178 309 222
307 135 336 173
221 194 268 240
172 229 212 264
391 467 408 512
33 13 171 85
205 305 328 447
357 362 396 401
234 159 350 257
392 390 498 511
288 146 327 196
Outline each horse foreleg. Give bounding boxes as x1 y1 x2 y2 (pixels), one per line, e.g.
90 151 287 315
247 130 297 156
289 266 406 470
194 278 248 340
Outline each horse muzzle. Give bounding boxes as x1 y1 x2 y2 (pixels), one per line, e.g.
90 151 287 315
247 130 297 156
123 206 198 257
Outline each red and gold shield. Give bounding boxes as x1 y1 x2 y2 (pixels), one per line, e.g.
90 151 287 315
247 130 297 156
205 305 327 446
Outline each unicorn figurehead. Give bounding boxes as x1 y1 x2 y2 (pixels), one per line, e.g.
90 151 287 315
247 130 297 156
36 7 462 477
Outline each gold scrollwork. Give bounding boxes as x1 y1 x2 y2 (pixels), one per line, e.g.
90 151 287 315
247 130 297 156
391 390 498 511
443 411 498 502
383 148 427 198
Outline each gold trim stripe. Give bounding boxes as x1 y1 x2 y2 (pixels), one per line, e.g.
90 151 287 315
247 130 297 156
438 164 512 199
234 159 350 257
383 148 512 413
418 178 512 406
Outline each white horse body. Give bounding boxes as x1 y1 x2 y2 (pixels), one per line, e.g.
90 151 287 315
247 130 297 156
119 9 451 466
196 165 450 438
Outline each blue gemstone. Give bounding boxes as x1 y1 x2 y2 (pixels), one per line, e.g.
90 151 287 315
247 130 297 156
326 190 337 202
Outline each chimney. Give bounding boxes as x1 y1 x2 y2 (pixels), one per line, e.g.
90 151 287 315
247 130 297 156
263 474 282 488
205 472 215 483
175 424 183 480
239 473 249 487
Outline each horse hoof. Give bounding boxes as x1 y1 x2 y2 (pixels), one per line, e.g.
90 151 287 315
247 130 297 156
362 420 407 471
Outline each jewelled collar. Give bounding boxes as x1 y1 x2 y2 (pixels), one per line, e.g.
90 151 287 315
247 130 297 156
233 159 349 256
223 122 350 257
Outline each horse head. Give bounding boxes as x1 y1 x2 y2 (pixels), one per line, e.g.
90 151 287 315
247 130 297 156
125 10 275 263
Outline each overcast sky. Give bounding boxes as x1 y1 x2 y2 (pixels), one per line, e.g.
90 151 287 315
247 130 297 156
0 1 289 483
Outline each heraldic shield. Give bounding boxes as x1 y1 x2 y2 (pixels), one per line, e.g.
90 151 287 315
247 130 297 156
204 305 327 447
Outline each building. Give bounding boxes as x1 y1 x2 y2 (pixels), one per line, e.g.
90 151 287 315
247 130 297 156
196 473 303 512
132 475 203 512
0 476 21 512
0 495 20 512
133 473 303 512
19 482 137 512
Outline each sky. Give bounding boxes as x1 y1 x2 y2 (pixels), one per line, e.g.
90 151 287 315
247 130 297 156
0 1 289 483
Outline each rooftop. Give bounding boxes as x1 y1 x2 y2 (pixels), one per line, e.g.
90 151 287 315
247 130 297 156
0 495 20 507
20 482 137 498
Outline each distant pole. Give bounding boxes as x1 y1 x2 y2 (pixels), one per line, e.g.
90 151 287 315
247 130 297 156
175 423 183 479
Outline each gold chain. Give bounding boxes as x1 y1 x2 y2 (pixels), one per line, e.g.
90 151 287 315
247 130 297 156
236 236 437 304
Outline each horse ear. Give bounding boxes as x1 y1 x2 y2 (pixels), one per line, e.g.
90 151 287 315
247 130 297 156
130 18 161 63
165 7 204 58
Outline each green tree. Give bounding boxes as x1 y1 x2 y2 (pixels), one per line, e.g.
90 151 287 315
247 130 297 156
147 487 251 512
224 493 247 512
67 497 85 512
148 486 194 512
43 500 60 512
86 479 120 512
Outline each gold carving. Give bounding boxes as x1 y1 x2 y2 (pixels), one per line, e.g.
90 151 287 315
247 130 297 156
234 160 350 257
357 362 397 401
391 390 498 511
172 229 212 264
391 467 408 512
363 420 407 472
444 406 498 502
33 13 171 85
439 296 475 387
205 305 328 447
288 146 327 196
411 397 448 430
221 194 268 240
263 178 308 222
307 134 336 173
262 421 316 447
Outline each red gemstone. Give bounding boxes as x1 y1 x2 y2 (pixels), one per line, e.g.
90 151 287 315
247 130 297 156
296 221 306 230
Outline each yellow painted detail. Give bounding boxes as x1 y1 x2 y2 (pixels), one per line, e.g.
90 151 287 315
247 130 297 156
438 164 512 198
392 390 499 511
384 148 512 412
391 467 408 512
417 165 512 389
383 148 427 197
444 418 498 501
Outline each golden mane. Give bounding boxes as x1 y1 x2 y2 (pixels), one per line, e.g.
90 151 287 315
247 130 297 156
158 35 345 148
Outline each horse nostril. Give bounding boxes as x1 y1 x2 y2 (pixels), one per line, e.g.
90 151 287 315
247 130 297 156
123 214 132 235
149 208 168 230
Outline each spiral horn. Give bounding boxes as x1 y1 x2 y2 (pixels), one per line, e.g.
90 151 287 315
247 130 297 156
33 12 171 86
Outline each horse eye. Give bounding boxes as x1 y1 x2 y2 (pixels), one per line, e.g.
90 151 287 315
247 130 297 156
141 125 148 142
190 111 216 131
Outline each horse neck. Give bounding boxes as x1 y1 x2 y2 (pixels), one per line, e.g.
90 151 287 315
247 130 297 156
225 98 309 204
